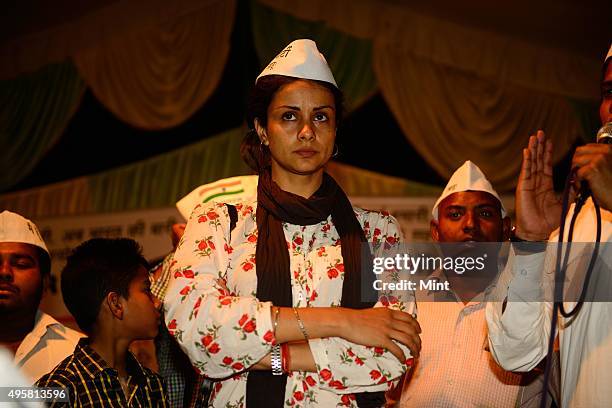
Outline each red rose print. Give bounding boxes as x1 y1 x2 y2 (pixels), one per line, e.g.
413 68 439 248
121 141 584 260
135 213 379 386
179 286 191 296
337 263 344 272
224 243 233 254
355 357 364 366
242 262 253 271
207 211 219 220
263 330 274 343
327 268 339 279
198 241 208 250
329 380 346 390
183 269 194 279
238 314 248 326
208 342 220 354
374 347 384 355
208 240 215 250
198 215 207 223
219 296 232 306
369 370 382 380
247 234 257 243
193 297 202 309
347 348 355 357
174 271 182 278
167 319 177 330
341 395 351 406
293 391 304 401
319 369 332 381
243 320 256 333
231 362 244 370
202 335 213 347
380 296 389 306
294 236 303 245
223 356 233 365
305 376 316 387
374 228 381 236
214 382 222 392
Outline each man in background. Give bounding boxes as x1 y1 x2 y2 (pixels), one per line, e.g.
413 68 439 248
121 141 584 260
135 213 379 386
0 210 82 382
486 43 612 407
398 161 554 407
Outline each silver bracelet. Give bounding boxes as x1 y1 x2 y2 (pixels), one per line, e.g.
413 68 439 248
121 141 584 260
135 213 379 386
271 344 283 376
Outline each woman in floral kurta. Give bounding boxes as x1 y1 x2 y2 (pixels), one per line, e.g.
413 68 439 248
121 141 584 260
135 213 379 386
164 39 420 408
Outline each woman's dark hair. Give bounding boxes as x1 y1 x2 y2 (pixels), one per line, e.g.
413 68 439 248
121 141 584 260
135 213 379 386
61 238 149 335
241 75 345 173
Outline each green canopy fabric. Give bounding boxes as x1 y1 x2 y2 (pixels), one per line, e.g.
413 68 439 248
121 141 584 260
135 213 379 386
0 62 85 192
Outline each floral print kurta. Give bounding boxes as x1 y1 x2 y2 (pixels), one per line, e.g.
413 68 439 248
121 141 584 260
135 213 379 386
165 200 414 408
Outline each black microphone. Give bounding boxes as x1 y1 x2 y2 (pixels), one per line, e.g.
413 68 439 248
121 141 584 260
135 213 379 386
575 122 612 206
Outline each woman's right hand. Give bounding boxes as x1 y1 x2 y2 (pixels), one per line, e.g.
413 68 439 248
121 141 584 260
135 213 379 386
339 307 421 362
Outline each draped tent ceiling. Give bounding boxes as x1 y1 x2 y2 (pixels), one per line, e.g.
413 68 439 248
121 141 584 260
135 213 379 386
0 0 608 214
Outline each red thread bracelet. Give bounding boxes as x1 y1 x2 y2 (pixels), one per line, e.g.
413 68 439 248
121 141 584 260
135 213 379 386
281 343 290 373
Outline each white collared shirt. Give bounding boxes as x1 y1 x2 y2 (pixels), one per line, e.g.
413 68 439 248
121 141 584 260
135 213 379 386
14 311 83 383
486 198 612 407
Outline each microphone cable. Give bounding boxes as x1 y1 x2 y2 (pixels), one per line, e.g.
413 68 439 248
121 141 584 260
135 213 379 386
538 167 602 408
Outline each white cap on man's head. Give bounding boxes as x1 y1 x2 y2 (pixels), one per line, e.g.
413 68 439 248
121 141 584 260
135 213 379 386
0 210 49 255
432 161 506 220
256 39 337 87
176 175 259 220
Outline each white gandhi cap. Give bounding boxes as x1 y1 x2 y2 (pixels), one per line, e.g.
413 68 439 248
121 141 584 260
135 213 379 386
176 175 259 220
0 210 49 255
432 161 506 220
256 39 337 87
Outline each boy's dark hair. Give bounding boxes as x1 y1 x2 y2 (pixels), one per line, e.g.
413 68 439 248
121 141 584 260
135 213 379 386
61 238 149 335
34 247 51 279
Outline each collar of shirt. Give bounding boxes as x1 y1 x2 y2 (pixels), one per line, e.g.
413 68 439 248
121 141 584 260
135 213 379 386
73 338 153 386
15 311 68 363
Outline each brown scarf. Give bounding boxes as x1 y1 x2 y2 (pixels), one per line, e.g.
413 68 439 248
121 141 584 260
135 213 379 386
246 169 382 407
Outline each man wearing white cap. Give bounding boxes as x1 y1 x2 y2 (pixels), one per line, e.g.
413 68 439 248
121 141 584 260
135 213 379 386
486 44 612 407
0 210 82 382
398 161 554 407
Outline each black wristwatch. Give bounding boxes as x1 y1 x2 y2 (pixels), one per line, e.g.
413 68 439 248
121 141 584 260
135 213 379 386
510 227 547 253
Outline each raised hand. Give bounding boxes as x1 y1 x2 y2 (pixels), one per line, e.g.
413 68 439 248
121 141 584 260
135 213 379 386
515 130 564 241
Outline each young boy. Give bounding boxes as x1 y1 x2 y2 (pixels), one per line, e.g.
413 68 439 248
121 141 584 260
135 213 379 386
36 238 168 407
